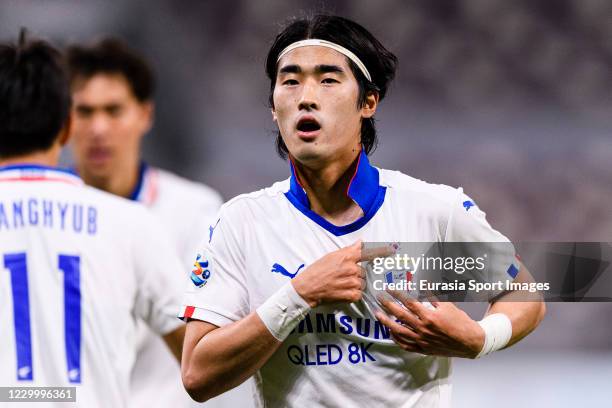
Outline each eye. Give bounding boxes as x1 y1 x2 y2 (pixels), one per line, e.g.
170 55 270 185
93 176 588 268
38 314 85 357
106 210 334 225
282 79 299 86
106 105 123 117
75 106 93 118
321 78 339 84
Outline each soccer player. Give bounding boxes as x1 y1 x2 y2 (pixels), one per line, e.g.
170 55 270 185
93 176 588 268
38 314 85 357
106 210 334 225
179 15 546 407
0 35 184 407
64 40 249 407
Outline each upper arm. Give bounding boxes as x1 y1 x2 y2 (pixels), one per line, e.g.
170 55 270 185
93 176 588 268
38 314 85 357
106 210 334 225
486 262 546 346
488 261 546 312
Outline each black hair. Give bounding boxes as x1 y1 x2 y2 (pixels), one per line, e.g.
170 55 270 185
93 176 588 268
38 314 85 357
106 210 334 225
0 31 71 158
265 15 397 159
65 38 155 102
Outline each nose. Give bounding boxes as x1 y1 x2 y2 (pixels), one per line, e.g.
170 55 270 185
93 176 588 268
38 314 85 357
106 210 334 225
90 114 110 138
298 79 319 111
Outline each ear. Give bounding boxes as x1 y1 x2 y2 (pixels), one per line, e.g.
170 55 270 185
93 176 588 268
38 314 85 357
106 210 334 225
58 114 72 147
271 107 277 123
361 91 379 119
140 101 155 136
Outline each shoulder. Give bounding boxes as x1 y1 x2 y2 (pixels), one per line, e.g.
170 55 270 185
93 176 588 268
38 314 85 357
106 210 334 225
75 186 165 242
84 184 146 213
217 178 289 220
379 168 462 206
81 184 160 231
153 167 223 207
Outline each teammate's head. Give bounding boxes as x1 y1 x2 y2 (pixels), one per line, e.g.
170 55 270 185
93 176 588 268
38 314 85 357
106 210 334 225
65 38 154 190
0 32 71 159
266 15 397 162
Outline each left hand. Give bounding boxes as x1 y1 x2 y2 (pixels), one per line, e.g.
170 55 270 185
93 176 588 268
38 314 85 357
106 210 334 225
375 291 485 358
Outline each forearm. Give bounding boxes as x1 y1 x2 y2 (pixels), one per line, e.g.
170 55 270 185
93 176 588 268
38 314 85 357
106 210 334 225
486 295 545 348
162 324 185 362
485 263 546 348
182 313 281 402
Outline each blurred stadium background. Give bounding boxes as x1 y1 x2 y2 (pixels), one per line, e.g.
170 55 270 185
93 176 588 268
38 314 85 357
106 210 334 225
1 0 611 406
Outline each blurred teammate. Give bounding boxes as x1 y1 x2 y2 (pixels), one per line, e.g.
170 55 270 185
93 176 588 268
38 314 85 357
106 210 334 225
65 40 250 407
180 15 545 407
0 34 184 407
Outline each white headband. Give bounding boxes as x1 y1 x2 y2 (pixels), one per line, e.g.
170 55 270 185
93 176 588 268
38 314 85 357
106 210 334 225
276 39 372 82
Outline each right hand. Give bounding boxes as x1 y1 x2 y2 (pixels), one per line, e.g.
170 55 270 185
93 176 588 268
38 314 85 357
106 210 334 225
292 240 394 307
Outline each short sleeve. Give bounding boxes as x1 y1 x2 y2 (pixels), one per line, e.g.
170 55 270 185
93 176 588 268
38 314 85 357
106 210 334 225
178 208 250 327
178 193 223 271
444 188 520 283
131 209 185 335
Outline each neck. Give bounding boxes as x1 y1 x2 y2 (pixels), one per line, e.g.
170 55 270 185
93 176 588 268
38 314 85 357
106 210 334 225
292 151 363 225
0 147 60 168
79 163 141 199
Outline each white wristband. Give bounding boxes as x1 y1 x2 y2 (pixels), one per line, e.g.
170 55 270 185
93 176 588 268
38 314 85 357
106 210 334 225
475 313 512 358
256 282 312 341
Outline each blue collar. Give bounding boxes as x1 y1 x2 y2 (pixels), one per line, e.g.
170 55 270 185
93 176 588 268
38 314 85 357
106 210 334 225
285 150 386 236
128 162 148 201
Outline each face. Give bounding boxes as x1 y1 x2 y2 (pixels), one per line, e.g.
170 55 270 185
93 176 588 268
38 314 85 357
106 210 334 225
272 46 377 167
70 73 152 184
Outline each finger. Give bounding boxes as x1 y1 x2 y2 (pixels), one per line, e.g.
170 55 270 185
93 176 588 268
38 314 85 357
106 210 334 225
423 289 440 308
358 265 367 279
348 276 366 291
345 240 364 262
387 290 428 319
341 289 363 303
390 333 428 354
349 239 363 251
379 299 420 329
359 244 396 262
386 289 413 303
375 312 419 341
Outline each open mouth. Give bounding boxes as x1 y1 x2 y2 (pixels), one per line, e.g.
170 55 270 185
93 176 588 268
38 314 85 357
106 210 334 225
87 147 112 164
296 118 321 133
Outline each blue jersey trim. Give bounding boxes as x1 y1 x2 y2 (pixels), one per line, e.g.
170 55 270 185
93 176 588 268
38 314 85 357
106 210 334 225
0 164 78 176
288 150 379 212
285 151 386 236
128 162 148 201
347 151 380 212
284 186 386 236
288 161 310 208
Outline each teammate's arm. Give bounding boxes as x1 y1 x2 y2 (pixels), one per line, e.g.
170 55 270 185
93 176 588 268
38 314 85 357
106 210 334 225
131 209 189 361
162 324 186 362
181 241 388 402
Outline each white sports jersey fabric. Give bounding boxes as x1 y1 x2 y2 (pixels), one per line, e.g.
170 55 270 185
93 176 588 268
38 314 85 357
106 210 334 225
0 164 184 408
128 164 254 408
180 151 517 408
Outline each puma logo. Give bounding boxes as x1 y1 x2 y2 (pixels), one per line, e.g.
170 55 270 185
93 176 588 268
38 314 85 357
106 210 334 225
271 263 305 279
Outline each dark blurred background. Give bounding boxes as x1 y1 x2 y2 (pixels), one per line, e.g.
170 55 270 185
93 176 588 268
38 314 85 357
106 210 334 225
1 1 611 406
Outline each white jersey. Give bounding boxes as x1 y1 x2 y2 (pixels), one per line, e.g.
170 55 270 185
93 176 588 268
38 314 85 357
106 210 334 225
129 164 253 408
0 164 184 408
129 164 223 270
180 151 518 408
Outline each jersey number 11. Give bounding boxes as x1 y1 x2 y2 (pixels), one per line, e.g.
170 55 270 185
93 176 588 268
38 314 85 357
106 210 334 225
4 252 81 383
